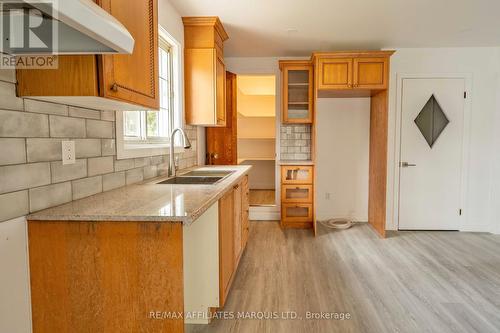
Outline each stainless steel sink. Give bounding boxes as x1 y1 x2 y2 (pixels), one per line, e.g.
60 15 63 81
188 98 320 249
156 176 224 185
155 169 234 185
181 170 234 177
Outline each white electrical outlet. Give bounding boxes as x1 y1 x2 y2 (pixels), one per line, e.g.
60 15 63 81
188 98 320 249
325 192 331 200
62 141 75 165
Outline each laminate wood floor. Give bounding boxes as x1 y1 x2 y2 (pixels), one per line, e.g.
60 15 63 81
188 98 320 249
186 222 500 333
249 190 275 206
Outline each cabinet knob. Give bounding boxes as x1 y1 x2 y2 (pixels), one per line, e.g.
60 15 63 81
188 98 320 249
111 83 119 92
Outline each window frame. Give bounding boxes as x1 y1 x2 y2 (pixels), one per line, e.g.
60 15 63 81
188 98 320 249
116 25 185 159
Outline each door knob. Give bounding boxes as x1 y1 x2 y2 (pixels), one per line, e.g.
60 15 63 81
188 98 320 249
400 162 416 168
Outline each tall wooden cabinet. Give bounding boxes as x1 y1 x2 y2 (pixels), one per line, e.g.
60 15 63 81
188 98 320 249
312 50 394 238
16 0 159 111
183 17 229 126
279 60 314 123
218 175 250 307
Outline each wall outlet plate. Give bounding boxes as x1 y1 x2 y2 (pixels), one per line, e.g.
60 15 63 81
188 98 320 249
62 141 75 165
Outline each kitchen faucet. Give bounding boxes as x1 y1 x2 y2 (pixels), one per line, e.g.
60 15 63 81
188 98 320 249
169 128 192 177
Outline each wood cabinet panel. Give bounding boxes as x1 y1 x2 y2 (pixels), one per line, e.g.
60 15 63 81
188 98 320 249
185 48 216 125
219 190 234 307
100 0 159 109
353 57 388 89
218 176 250 308
16 56 99 97
216 53 227 125
28 221 184 333
317 58 353 90
233 184 242 264
241 176 249 248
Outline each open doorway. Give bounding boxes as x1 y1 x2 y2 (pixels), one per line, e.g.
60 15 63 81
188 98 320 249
237 75 276 206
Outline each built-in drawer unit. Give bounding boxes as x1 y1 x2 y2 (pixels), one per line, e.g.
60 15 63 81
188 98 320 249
281 165 313 184
280 165 314 229
281 185 313 203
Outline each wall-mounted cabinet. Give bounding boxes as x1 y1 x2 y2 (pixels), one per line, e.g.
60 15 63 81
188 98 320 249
314 52 391 94
279 61 313 123
16 0 159 111
183 17 229 127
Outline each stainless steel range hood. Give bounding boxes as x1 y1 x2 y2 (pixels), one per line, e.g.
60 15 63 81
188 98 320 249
1 0 134 55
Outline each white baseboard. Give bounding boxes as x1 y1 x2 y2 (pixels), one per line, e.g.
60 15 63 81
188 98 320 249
249 206 280 221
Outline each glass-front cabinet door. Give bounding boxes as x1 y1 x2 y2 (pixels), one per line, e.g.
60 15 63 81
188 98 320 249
280 61 313 123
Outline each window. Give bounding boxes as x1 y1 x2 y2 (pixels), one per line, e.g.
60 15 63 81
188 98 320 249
116 27 184 159
123 38 173 144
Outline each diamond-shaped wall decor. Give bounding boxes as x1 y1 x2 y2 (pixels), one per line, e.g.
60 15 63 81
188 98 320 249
414 95 449 148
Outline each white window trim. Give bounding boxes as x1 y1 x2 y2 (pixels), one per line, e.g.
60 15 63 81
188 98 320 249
116 25 186 160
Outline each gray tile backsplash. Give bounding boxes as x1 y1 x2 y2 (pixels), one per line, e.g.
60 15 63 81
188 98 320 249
280 124 312 160
0 70 198 222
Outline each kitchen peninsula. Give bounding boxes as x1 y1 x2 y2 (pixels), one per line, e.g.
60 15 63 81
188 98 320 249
26 165 251 333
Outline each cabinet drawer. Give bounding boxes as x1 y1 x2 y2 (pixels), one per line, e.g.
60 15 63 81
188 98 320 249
281 185 313 203
281 166 313 184
281 203 313 222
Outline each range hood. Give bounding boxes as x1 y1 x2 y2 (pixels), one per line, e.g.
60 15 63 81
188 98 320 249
1 0 134 55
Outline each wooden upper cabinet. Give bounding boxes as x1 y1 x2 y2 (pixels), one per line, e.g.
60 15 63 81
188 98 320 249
353 57 388 89
314 51 394 94
317 57 353 90
100 0 159 109
183 17 229 127
279 60 313 124
16 0 159 111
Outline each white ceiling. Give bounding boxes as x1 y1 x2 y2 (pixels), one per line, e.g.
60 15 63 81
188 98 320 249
169 0 500 57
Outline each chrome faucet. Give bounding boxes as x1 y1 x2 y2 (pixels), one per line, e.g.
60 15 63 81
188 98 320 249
169 128 192 177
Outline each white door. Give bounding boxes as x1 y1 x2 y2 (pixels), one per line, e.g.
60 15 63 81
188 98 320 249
399 78 465 230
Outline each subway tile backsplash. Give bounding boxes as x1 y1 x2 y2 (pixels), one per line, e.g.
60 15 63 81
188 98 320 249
0 70 198 222
280 124 312 160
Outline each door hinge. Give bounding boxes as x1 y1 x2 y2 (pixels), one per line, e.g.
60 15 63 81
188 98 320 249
459 209 462 216
464 91 467 99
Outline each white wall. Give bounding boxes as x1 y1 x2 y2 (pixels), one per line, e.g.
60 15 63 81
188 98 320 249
316 98 370 222
386 47 500 233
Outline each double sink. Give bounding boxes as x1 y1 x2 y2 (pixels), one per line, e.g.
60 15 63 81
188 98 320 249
156 169 235 185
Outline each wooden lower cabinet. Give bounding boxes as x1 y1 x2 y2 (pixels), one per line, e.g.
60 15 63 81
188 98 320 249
219 190 234 306
28 221 184 333
280 166 314 229
218 175 250 308
241 176 250 248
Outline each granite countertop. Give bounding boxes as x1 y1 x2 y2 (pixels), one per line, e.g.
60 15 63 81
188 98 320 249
279 160 315 166
28 165 251 225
